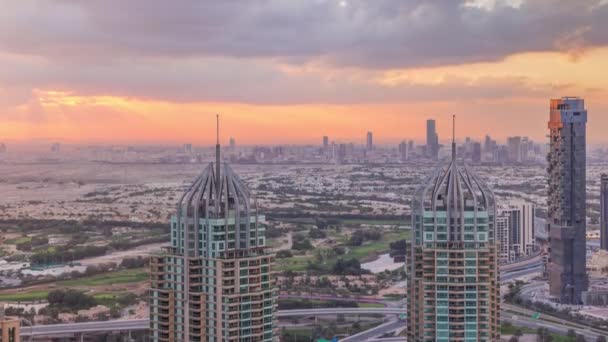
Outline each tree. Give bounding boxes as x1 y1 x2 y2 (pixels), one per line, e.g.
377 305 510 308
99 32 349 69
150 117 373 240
568 330 577 339
514 329 523 338
509 337 519 342
575 336 586 342
275 250 292 258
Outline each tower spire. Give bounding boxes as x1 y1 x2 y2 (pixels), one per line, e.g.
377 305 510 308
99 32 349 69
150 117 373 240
216 114 221 189
452 114 456 160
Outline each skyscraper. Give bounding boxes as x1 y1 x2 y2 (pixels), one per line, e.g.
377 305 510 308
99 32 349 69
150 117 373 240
506 136 521 163
366 131 373 150
150 117 277 342
426 119 439 159
398 141 408 162
323 136 329 149
498 201 535 262
601 174 608 251
547 97 588 304
408 117 500 342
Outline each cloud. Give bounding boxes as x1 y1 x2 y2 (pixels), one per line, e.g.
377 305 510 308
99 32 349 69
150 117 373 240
0 53 569 106
0 0 607 69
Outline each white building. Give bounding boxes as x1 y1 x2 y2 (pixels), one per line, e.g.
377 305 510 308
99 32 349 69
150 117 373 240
497 200 536 262
496 215 511 263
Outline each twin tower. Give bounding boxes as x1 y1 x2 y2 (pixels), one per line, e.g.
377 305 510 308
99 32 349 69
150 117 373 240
148 97 588 342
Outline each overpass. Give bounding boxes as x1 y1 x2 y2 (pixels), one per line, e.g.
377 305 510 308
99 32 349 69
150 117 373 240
21 305 608 341
21 308 404 338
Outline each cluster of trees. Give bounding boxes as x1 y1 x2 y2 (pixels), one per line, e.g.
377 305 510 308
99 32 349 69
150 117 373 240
0 218 167 234
109 235 167 251
264 225 284 239
308 228 327 239
31 245 108 265
15 235 49 252
349 230 381 246
47 289 96 311
389 239 407 257
120 257 147 269
332 258 369 276
292 235 313 251
276 250 293 259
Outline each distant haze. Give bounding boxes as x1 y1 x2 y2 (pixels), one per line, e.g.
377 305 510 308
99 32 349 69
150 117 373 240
0 1 607 144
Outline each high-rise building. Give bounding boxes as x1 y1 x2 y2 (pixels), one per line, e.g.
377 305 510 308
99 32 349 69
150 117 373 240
547 97 588 304
506 136 521 163
323 136 329 149
50 142 61 153
0 143 6 153
150 117 277 342
496 215 511 264
366 131 373 150
471 142 482 163
426 119 439 159
498 201 535 262
398 141 408 162
183 143 193 154
601 174 608 251
408 117 500 342
230 137 236 150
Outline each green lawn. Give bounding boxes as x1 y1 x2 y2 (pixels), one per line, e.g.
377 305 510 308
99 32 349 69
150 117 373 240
58 268 148 287
341 230 409 262
277 256 312 272
0 290 49 302
5 236 32 245
277 229 409 272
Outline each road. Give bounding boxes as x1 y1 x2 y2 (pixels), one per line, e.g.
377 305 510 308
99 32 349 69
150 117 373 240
22 308 404 337
341 319 404 342
23 306 608 340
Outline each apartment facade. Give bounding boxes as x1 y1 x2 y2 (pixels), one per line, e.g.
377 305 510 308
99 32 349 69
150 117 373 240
547 97 588 304
408 140 500 342
150 141 276 342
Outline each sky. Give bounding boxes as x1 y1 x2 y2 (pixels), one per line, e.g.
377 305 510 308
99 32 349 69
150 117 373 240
0 0 607 145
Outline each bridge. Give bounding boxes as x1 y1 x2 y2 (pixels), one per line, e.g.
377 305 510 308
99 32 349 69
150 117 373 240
21 308 404 338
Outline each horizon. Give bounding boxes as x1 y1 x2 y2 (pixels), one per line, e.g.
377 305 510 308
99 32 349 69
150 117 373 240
1 1 607 144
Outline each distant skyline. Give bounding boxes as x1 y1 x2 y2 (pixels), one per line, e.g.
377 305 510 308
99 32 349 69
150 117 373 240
1 1 607 144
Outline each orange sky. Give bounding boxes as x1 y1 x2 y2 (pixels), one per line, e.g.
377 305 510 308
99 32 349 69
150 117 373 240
1 1 607 145
1 49 606 145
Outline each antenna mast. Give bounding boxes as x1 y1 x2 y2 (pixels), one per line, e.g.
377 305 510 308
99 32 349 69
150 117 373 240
216 114 221 190
452 115 456 159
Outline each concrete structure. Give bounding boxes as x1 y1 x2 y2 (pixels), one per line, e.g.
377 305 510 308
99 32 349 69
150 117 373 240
149 117 277 342
506 136 521 163
601 174 608 251
497 201 535 262
408 117 500 342
471 142 482 163
398 141 409 162
0 305 19 342
496 215 510 264
547 97 588 304
367 131 373 151
426 119 439 160
322 136 329 149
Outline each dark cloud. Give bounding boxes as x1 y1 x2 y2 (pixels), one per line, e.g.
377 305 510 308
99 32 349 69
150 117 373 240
1 0 607 69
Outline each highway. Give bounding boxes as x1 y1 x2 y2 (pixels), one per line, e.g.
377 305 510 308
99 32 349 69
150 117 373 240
341 319 403 342
21 308 404 337
22 305 608 340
